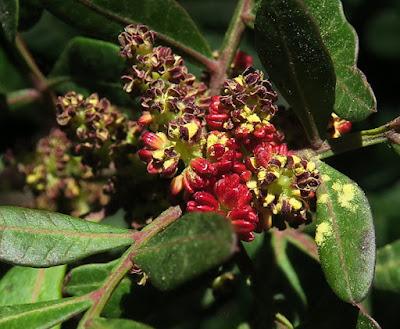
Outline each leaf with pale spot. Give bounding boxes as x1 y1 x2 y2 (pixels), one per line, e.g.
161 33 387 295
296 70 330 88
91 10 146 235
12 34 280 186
315 161 375 303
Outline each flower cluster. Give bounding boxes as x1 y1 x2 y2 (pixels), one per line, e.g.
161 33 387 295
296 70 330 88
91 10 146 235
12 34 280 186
56 92 140 168
20 129 109 216
120 24 321 241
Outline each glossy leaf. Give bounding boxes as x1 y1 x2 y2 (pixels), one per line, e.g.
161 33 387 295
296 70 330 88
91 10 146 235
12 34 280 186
0 206 134 267
271 231 306 304
134 212 236 290
0 0 18 42
303 0 376 121
0 297 91 329
91 318 153 329
315 162 375 303
42 0 212 58
50 36 131 106
0 265 66 305
64 260 132 317
374 240 400 293
255 0 336 144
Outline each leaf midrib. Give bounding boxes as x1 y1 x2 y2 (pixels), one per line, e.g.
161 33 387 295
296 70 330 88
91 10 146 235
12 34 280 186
318 177 354 302
0 225 132 240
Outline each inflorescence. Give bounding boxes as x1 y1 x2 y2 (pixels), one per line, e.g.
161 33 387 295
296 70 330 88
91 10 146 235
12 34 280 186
17 24 354 241
117 24 322 241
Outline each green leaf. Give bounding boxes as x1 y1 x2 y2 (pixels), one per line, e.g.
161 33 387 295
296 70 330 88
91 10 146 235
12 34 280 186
0 265 66 305
64 260 132 317
374 240 400 293
50 36 131 106
255 0 336 144
0 206 134 267
134 212 236 290
42 0 212 58
0 297 91 329
271 231 306 305
282 228 319 262
315 162 375 303
0 46 28 92
302 0 376 121
356 308 381 329
91 318 153 329
0 0 18 42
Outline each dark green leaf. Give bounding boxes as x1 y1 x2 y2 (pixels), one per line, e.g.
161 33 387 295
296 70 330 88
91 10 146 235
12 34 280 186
271 231 306 304
0 206 134 267
50 36 131 106
374 240 400 293
315 162 375 303
0 46 28 92
64 260 131 317
390 142 400 156
0 297 91 329
42 0 212 58
0 0 18 42
91 318 153 329
0 265 66 305
19 0 43 31
302 0 376 121
255 0 336 144
282 228 319 262
134 212 236 290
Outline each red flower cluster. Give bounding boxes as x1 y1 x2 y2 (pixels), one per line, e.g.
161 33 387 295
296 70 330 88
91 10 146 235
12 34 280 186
119 24 320 241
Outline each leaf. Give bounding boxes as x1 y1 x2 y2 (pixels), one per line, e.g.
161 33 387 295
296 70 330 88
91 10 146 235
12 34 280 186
0 46 28 92
374 240 400 293
315 162 375 303
0 265 66 305
356 307 381 329
42 0 212 58
271 231 307 305
49 36 131 106
0 206 134 267
302 0 376 121
0 297 91 329
255 0 336 144
282 228 319 262
64 260 132 317
134 212 236 290
0 0 18 42
91 318 153 329
19 0 43 31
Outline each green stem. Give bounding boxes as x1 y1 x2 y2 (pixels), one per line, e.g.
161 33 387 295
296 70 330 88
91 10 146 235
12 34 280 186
78 246 134 329
15 35 47 91
297 116 400 160
77 206 182 328
209 0 253 95
15 34 56 107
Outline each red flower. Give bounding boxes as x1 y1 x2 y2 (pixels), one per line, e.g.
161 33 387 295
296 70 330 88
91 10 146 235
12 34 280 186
187 174 258 241
205 96 232 130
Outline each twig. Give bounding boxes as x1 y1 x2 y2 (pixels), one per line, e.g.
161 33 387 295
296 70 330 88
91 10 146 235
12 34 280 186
209 0 253 95
15 34 56 106
296 116 400 160
77 206 182 328
6 88 41 106
78 246 134 328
